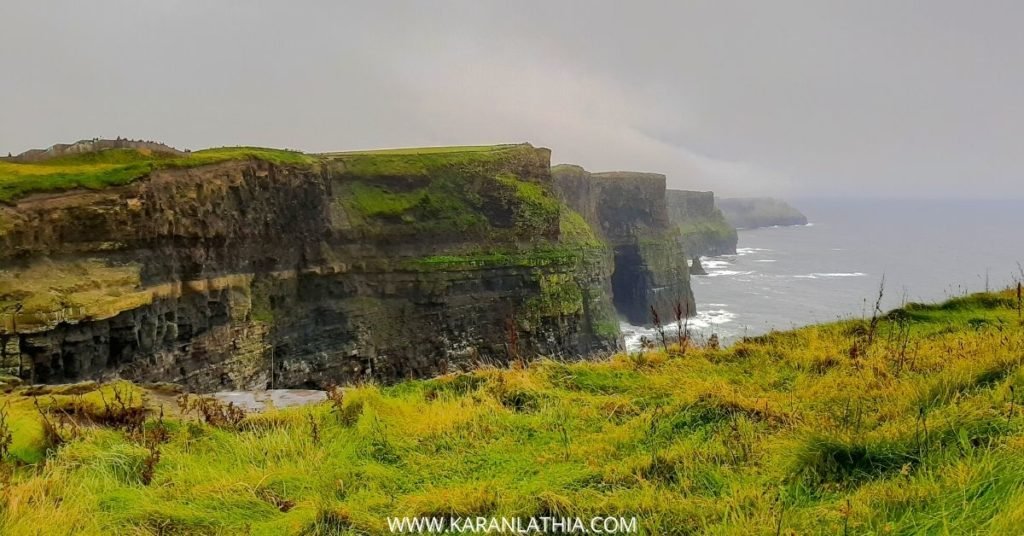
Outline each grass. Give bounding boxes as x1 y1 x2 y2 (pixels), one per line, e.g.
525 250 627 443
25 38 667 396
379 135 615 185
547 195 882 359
1 289 1023 533
324 145 518 156
0 147 317 204
325 144 530 179
0 143 535 204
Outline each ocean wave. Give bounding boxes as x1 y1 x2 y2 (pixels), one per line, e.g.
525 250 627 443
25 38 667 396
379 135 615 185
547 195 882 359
736 247 771 255
794 272 867 279
754 259 777 263
700 259 732 269
620 309 737 350
707 270 756 277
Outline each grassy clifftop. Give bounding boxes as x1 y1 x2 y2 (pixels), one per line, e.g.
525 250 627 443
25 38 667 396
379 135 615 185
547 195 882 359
0 290 1023 533
0 147 317 203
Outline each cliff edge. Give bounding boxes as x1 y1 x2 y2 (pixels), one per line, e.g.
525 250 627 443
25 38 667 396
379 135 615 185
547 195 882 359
0 144 622 389
665 190 738 257
552 165 695 325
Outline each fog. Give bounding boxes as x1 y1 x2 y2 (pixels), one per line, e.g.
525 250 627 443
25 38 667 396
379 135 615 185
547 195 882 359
3 1 1023 198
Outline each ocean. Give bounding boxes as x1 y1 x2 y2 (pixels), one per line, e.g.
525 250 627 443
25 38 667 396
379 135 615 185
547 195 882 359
622 198 1024 348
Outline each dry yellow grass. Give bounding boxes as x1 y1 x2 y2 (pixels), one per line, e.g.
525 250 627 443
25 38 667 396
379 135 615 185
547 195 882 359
0 290 1021 534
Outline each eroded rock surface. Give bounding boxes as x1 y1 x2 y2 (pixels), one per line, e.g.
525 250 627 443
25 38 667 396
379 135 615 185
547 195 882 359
0 145 622 390
665 190 738 257
552 165 695 325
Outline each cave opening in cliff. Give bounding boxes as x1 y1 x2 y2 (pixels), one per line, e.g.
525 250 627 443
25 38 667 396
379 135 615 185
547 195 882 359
610 245 652 326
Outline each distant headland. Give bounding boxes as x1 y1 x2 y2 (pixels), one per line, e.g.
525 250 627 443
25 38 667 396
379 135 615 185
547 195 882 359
717 197 808 229
3 137 186 163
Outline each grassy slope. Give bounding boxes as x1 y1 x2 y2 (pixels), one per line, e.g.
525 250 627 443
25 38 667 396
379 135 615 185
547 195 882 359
0 291 1023 534
0 148 317 203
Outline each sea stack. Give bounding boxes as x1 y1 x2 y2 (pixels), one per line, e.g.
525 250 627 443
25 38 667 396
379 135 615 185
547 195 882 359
690 256 708 275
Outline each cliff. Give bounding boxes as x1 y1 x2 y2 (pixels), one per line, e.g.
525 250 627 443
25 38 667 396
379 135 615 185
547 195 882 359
552 165 695 325
0 144 621 390
718 197 808 229
665 190 738 257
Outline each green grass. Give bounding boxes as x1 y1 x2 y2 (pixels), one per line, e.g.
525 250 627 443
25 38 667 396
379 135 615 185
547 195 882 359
326 144 533 178
324 144 517 156
0 144 533 204
0 147 317 203
3 290 1024 533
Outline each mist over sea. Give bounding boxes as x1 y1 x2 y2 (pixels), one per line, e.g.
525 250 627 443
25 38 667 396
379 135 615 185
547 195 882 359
623 198 1024 348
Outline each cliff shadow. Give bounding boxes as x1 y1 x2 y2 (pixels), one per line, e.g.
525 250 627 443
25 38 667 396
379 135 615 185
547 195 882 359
610 245 653 325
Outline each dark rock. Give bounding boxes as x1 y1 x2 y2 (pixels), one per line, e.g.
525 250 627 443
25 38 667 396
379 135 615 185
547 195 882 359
552 165 696 326
690 256 707 276
0 145 622 390
665 190 738 257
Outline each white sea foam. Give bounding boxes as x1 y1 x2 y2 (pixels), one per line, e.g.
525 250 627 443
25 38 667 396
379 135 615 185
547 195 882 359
706 270 756 277
621 309 737 350
736 247 771 255
700 259 731 269
754 259 777 263
794 272 867 279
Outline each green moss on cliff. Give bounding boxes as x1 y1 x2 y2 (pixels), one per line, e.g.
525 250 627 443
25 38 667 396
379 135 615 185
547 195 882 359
0 147 317 204
248 277 277 324
558 207 602 247
332 145 556 240
677 217 739 256
335 175 489 236
494 173 560 236
347 183 429 218
400 248 581 272
527 273 585 317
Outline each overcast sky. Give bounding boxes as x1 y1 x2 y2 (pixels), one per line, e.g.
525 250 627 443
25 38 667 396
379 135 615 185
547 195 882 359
3 1 1022 197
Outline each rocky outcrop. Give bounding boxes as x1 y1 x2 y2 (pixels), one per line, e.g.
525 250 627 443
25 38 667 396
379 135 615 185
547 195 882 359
5 138 185 163
552 165 695 326
718 197 808 229
0 145 621 390
665 190 738 257
690 256 707 276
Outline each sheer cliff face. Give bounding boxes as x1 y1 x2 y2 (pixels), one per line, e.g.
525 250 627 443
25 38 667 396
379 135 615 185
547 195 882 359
0 145 621 390
552 165 695 326
717 197 808 229
665 190 738 257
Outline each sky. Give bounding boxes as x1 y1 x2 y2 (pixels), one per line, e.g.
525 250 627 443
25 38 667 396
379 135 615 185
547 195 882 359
2 1 1022 198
